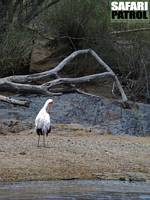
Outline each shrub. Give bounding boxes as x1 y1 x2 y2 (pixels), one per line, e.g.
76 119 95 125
0 29 33 77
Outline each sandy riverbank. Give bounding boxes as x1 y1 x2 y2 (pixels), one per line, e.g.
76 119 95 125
0 125 150 182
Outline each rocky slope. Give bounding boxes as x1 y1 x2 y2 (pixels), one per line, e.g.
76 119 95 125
0 93 150 136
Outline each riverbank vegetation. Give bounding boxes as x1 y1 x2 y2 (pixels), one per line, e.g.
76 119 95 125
0 0 150 102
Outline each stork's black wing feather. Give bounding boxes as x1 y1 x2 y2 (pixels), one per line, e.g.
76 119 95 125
46 126 51 136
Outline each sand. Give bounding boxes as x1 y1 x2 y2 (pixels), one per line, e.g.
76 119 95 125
0 124 150 182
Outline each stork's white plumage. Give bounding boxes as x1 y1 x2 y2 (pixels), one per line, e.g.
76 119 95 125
35 99 53 147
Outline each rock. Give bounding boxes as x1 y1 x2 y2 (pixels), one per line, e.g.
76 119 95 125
30 42 71 73
0 93 150 135
126 172 147 182
30 47 54 72
94 172 147 182
19 152 26 155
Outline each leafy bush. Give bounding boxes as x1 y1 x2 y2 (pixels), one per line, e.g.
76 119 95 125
0 29 33 77
38 0 150 102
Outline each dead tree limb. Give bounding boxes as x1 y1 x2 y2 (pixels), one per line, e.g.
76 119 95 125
89 49 128 102
43 72 114 87
0 78 62 95
111 27 150 35
0 95 29 107
25 0 61 24
0 49 128 105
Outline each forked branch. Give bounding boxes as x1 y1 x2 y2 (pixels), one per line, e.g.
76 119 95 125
0 49 128 106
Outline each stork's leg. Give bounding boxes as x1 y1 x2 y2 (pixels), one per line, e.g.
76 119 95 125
43 134 46 147
37 135 40 147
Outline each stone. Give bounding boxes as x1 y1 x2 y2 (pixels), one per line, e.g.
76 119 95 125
0 93 150 136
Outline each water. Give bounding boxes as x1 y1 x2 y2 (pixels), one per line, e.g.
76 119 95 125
0 180 150 200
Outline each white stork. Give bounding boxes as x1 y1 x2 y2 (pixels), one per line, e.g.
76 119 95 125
35 99 53 147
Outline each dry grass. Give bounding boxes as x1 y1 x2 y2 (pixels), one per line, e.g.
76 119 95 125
0 125 150 182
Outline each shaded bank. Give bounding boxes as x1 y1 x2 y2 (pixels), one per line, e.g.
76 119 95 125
0 93 150 135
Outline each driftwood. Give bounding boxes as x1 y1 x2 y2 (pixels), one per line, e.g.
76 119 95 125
0 95 29 107
0 49 128 106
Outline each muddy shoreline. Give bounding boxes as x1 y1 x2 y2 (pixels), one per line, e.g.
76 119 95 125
0 125 150 182
0 180 150 200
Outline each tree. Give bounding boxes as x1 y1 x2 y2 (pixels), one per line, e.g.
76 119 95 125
0 49 128 106
0 0 60 31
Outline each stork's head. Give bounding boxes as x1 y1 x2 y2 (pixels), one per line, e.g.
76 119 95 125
44 99 53 113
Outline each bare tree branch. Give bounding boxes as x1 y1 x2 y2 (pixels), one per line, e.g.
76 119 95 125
0 95 29 107
0 78 61 95
0 49 128 104
25 0 60 23
89 49 128 102
111 27 150 35
44 72 114 87
141 59 150 99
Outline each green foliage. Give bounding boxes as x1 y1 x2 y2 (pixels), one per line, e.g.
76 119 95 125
38 0 150 102
0 0 150 102
0 29 33 77
40 0 116 73
42 0 110 41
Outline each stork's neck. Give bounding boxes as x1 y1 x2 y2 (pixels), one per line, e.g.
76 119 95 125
42 103 50 113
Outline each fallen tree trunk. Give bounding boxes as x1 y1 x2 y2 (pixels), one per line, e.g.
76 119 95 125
0 95 29 107
0 49 128 106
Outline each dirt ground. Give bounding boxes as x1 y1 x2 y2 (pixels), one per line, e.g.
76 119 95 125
0 124 150 182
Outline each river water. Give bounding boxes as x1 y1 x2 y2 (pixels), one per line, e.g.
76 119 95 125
0 180 150 200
